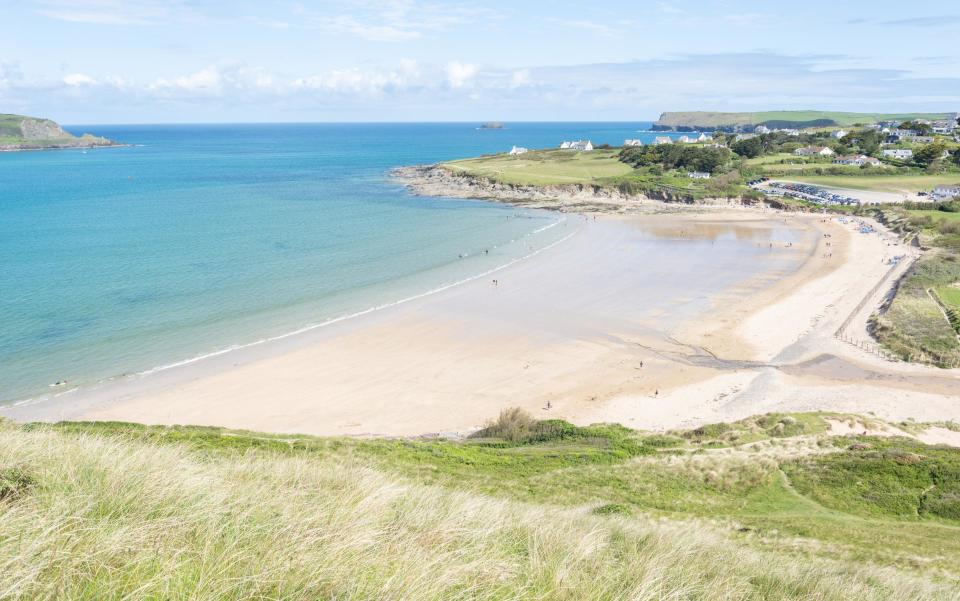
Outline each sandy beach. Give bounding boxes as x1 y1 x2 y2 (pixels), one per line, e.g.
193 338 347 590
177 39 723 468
4 207 959 436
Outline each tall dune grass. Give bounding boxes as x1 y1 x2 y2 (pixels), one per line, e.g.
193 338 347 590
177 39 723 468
0 422 953 600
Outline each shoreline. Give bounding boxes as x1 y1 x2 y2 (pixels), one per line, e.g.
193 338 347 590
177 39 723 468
4 174 958 437
1 214 576 412
0 142 125 152
1 211 813 434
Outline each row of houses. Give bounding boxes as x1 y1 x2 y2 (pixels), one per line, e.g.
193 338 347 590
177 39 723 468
629 134 716 147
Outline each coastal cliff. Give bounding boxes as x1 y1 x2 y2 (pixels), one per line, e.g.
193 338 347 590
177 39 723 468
392 164 758 212
0 114 117 151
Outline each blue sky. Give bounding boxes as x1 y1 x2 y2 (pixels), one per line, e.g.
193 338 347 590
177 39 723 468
2 0 959 123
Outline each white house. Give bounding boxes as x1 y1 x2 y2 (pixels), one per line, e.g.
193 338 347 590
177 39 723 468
653 136 673 145
932 185 960 199
832 129 848 139
795 146 835 157
754 125 771 134
559 140 593 151
833 154 881 167
774 128 800 136
697 133 714 142
623 139 643 147
508 145 529 155
688 171 711 179
881 149 913 160
734 133 757 141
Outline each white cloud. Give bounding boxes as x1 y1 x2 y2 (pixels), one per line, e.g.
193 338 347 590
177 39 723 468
510 69 531 87
293 60 422 95
8 52 960 122
446 62 477 88
63 73 98 86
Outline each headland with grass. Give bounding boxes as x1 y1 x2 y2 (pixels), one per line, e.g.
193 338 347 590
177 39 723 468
0 113 117 151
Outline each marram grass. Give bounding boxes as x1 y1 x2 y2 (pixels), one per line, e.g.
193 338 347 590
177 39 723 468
0 420 956 600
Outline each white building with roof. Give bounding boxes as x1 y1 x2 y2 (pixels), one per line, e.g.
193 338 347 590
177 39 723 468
688 171 711 179
653 136 673 145
833 154 881 167
881 149 913 160
508 145 528 155
795 146 835 157
623 139 643 147
559 140 593 151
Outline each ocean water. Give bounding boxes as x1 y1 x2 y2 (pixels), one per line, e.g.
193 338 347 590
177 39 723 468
1 122 668 403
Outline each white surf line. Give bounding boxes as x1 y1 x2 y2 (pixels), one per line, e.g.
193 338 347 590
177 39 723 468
4 217 576 410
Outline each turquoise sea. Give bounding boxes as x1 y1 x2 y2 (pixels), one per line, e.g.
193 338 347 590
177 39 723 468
0 122 672 403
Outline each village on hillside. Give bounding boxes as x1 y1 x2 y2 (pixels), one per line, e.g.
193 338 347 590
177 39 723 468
495 112 960 205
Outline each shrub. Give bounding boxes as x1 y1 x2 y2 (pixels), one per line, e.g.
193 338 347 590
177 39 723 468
471 407 538 442
0 466 34 501
592 503 632 516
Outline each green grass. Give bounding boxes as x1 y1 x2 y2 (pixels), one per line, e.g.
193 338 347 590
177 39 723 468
910 210 960 223
937 285 960 309
8 414 960 599
655 111 949 128
874 252 960 365
444 149 633 185
786 174 960 194
14 411 960 592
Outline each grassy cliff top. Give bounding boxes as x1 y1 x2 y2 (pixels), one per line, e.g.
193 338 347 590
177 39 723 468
656 110 951 128
444 148 632 185
2 411 960 599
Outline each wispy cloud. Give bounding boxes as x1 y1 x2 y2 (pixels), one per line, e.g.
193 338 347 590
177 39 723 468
34 0 195 25
291 1 496 42
880 15 960 26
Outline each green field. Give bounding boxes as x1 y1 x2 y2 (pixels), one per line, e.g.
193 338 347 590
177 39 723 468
655 110 949 128
788 174 960 194
3 412 960 599
909 209 960 223
444 149 633 185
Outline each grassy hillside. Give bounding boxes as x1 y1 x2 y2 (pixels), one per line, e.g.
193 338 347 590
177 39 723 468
0 113 113 149
444 149 633 185
655 111 950 129
3 412 960 599
779 174 960 194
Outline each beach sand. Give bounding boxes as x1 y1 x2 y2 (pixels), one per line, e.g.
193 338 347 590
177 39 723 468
6 209 959 436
